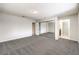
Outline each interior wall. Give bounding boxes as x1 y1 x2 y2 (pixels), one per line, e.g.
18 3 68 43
48 22 55 33
40 22 47 34
78 11 79 42
36 23 39 35
35 22 55 35
55 18 60 40
0 12 35 42
59 14 78 41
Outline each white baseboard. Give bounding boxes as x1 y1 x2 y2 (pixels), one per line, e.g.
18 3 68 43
0 34 32 43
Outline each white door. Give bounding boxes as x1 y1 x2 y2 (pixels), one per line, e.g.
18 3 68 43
59 19 70 39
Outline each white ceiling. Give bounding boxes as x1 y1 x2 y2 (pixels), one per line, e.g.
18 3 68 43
0 3 78 20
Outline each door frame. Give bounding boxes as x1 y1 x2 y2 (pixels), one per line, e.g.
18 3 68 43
32 22 36 35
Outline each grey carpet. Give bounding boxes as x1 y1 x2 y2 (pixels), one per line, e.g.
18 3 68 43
40 32 55 39
0 33 79 55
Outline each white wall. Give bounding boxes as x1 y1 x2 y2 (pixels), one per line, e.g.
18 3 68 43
55 18 60 40
35 22 55 35
70 14 78 41
36 23 39 35
59 14 78 41
48 22 55 33
40 23 47 34
0 12 35 42
78 11 79 42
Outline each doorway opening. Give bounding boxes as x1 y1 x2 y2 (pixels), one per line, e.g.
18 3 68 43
59 19 70 39
35 20 55 39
